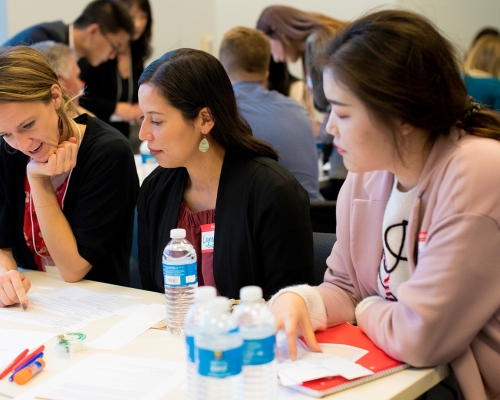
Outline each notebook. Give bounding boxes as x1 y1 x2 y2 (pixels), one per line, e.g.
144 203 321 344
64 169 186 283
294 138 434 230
292 323 409 398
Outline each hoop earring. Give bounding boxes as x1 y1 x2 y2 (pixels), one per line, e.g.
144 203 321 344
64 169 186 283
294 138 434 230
199 135 209 152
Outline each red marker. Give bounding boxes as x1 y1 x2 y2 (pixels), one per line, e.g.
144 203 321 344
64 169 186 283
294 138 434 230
0 349 28 380
11 345 44 372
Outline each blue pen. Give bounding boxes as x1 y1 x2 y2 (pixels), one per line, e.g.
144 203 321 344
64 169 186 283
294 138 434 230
9 352 44 382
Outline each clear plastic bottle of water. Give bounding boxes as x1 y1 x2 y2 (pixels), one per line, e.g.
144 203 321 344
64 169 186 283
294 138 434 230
232 286 277 400
162 228 197 335
184 286 217 400
196 297 243 400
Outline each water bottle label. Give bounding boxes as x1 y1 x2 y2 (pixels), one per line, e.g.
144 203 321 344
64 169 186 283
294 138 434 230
162 261 197 286
243 335 275 366
186 335 195 363
197 346 243 378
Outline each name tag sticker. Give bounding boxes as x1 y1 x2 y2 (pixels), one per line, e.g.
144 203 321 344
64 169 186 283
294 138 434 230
201 223 215 253
418 231 427 254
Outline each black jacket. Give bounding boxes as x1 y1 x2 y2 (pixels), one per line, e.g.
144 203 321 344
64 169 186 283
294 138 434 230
137 149 314 300
0 115 139 286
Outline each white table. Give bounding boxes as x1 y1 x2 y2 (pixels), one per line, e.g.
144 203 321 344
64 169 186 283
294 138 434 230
0 271 448 400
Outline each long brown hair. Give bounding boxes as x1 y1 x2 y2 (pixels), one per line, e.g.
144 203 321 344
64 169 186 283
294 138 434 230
257 5 345 61
139 48 278 160
316 10 500 148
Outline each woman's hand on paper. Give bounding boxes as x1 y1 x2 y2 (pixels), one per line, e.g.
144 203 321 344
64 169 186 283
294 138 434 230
0 270 31 309
271 292 322 361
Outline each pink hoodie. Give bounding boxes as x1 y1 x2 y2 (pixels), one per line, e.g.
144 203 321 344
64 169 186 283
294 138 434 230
315 129 500 399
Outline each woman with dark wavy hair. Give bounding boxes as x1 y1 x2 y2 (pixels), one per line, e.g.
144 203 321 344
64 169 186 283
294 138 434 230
270 10 500 399
136 48 314 300
80 0 153 137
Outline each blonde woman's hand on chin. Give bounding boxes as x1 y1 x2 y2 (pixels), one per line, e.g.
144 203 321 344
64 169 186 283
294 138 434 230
27 137 79 179
271 292 321 360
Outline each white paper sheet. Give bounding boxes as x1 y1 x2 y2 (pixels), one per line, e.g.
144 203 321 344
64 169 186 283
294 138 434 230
87 304 165 350
0 308 85 330
44 287 141 315
15 353 186 400
0 329 56 370
276 330 373 386
28 287 143 323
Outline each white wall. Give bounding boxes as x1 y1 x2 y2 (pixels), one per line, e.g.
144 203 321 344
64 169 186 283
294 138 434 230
396 0 500 55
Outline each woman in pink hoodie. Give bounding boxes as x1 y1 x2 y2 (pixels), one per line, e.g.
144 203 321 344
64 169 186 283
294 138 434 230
270 10 500 400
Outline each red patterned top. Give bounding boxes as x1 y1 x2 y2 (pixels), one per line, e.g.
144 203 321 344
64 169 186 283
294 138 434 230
176 201 216 291
23 174 70 271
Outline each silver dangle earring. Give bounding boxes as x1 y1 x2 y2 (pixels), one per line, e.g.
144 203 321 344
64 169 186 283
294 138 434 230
199 135 209 152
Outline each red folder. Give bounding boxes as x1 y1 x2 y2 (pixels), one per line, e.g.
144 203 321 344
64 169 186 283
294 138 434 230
293 323 409 397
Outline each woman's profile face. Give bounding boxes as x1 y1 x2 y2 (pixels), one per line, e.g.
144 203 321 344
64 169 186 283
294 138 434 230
138 83 201 169
130 4 148 41
323 69 396 174
269 38 300 63
0 92 62 163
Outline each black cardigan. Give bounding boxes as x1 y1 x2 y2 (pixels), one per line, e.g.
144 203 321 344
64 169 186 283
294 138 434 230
137 150 314 300
0 115 139 286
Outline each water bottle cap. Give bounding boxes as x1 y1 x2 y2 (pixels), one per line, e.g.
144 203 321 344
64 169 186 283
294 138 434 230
208 297 229 316
170 228 186 239
195 286 216 301
240 286 263 302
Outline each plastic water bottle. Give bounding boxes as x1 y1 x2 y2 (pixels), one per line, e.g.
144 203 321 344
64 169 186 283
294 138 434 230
162 228 197 335
196 297 243 400
185 286 217 400
232 286 277 400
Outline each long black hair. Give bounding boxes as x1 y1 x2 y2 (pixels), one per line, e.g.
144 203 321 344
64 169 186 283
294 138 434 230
139 48 278 160
120 0 152 64
316 10 500 148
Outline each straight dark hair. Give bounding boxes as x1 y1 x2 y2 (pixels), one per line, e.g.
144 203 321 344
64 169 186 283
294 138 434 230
120 0 153 64
74 0 134 36
138 48 278 160
316 10 500 148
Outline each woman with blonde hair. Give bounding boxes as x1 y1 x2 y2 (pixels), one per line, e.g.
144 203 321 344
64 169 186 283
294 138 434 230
463 34 500 110
0 46 138 309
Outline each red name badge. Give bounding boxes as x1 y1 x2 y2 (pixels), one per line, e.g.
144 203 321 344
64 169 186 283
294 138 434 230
418 231 427 254
201 224 215 253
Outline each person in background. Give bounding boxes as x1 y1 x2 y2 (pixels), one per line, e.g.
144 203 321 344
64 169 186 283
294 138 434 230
257 5 348 200
2 0 133 69
463 34 500 111
0 46 139 309
31 41 93 117
270 10 500 400
219 27 323 202
137 48 314 300
267 59 320 137
80 0 153 137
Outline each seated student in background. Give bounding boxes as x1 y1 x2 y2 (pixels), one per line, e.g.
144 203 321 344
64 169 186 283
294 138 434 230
137 48 314 300
270 10 500 400
80 0 153 138
0 47 139 308
219 27 323 202
31 41 93 117
2 0 133 68
463 34 500 111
